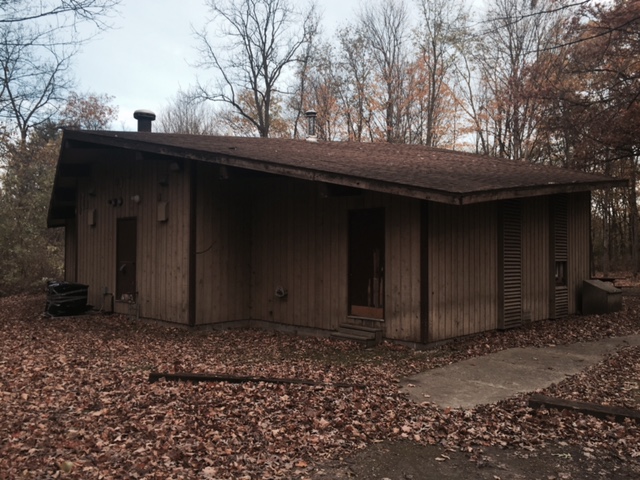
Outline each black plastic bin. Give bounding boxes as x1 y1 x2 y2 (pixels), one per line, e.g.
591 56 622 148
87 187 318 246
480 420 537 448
45 282 89 316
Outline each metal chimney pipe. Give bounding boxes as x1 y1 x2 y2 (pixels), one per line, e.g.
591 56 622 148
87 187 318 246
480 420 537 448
133 109 156 132
305 109 317 142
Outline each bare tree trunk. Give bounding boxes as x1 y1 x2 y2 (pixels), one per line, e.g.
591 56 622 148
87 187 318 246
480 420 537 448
603 189 611 276
194 0 318 138
358 0 410 143
630 157 640 276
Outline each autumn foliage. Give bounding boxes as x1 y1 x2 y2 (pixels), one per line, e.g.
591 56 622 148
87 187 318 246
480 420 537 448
0 92 118 295
539 0 640 273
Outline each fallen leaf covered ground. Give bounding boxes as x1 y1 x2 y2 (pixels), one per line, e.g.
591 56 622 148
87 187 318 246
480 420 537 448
1 291 640 479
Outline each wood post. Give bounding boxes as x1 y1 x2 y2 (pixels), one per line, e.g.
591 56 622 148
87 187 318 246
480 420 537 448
149 372 367 389
529 393 640 423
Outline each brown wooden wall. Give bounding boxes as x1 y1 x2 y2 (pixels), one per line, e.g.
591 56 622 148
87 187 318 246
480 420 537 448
66 152 594 343
513 192 590 323
568 191 591 313
194 164 252 324
427 202 499 342
521 196 551 321
75 152 191 323
199 176 423 342
64 217 77 283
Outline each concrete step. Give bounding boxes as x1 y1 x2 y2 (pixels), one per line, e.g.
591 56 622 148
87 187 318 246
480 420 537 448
330 323 383 347
330 331 378 348
339 323 382 342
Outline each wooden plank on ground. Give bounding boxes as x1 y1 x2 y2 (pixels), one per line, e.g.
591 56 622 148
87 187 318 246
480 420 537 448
528 393 640 423
149 372 366 389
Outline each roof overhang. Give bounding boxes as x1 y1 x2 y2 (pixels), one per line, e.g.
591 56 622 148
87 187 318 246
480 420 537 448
47 130 628 227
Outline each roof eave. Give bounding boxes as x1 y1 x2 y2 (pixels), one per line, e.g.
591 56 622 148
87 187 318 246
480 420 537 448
47 130 73 228
455 179 629 205
51 130 630 213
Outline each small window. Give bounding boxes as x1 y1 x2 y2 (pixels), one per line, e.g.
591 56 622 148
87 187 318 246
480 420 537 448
555 261 567 286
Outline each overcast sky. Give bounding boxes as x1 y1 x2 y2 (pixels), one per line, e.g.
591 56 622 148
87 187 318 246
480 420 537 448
73 0 363 131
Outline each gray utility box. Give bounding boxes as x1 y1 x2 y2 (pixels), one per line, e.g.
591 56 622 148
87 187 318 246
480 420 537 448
582 279 622 315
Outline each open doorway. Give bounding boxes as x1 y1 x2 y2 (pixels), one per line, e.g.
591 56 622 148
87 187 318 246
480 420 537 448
348 208 385 319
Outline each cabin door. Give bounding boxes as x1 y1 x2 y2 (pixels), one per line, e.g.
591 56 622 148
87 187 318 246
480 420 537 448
116 217 137 300
348 208 385 319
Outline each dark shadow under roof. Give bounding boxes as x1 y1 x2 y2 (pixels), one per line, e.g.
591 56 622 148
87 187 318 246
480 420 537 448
48 130 626 226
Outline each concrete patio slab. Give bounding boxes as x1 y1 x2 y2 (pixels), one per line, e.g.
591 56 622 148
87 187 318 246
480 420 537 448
400 335 640 409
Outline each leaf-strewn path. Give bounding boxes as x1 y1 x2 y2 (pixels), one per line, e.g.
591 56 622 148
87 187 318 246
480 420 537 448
2 293 640 479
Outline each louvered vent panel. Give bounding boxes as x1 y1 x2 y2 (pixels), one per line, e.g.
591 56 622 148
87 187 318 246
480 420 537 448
501 200 522 329
555 195 568 262
555 287 569 318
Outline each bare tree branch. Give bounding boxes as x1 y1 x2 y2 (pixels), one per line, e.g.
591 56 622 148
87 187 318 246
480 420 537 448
0 0 120 140
193 0 318 138
158 90 221 135
0 0 120 30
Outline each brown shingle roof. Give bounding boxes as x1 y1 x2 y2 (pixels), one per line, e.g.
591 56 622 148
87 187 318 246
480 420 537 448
49 130 625 226
68 130 625 198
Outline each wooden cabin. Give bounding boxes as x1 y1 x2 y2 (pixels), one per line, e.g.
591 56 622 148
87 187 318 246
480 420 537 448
47 128 624 344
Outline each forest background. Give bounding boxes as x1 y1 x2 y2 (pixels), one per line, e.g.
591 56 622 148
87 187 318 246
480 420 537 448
0 0 637 295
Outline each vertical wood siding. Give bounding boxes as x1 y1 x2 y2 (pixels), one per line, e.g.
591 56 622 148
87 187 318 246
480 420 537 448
245 177 422 342
521 196 551 321
69 152 594 341
194 164 252 324
75 153 190 323
386 194 422 341
568 191 591 313
520 192 589 320
427 202 498 342
64 218 78 282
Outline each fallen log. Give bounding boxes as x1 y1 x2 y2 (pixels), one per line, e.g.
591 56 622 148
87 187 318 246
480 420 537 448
149 372 366 389
528 393 640 423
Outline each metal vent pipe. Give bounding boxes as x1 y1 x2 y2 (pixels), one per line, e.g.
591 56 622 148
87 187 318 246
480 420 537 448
133 109 156 132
